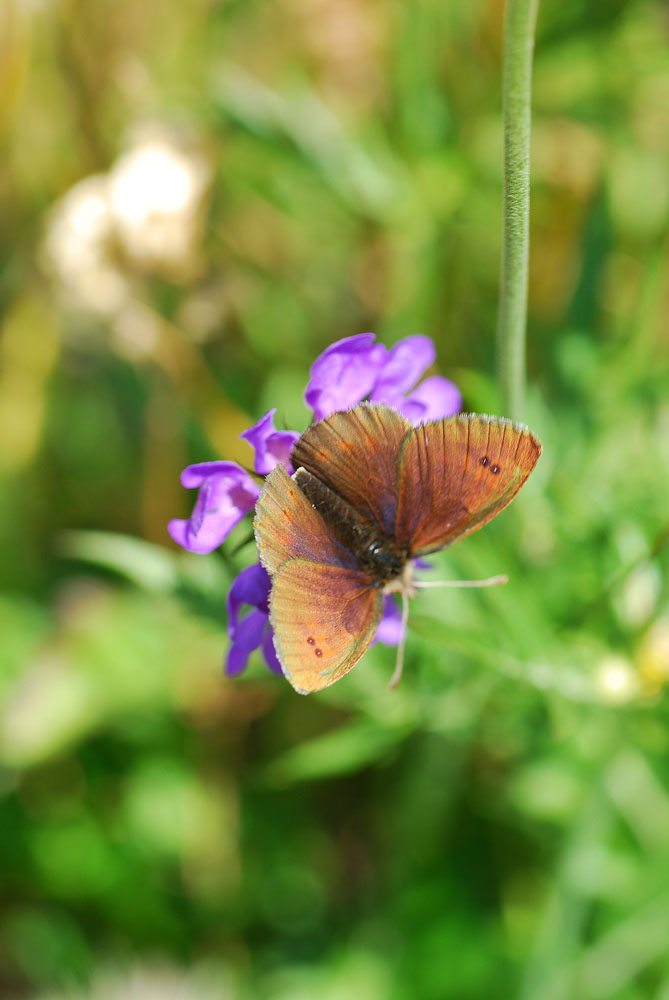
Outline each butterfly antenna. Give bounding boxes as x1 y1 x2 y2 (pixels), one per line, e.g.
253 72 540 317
413 574 509 589
388 587 411 692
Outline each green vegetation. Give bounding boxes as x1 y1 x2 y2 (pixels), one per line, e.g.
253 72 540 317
1 0 669 997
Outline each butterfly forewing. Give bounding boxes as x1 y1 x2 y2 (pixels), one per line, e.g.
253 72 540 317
270 560 383 693
254 464 357 575
395 414 542 555
291 404 412 537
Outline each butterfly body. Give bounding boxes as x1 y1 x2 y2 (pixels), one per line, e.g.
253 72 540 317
294 467 408 583
254 403 541 694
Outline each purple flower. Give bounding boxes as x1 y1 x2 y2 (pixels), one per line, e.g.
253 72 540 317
394 375 462 424
305 333 461 425
374 596 404 647
370 335 436 401
370 335 462 423
305 333 388 421
240 408 300 475
226 564 283 676
168 462 260 554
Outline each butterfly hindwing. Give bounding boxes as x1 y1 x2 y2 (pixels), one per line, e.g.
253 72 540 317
270 559 384 693
395 414 542 555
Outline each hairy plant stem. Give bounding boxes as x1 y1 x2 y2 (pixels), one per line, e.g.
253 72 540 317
497 0 540 420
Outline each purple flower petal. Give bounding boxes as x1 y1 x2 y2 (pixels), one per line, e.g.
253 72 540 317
240 409 300 476
398 376 462 424
373 595 404 648
227 563 271 632
413 557 434 572
305 333 388 421
226 607 267 676
305 332 461 427
225 563 281 678
169 461 260 554
226 645 252 677
261 626 284 675
370 335 435 401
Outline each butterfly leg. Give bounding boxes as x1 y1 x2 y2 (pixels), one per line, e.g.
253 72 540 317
388 587 411 691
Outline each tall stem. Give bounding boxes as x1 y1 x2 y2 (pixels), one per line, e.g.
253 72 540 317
497 0 539 420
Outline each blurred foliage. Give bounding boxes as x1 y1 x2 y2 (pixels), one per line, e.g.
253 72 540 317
1 0 669 997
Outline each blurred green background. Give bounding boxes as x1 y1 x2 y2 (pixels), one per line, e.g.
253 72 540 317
2 0 669 997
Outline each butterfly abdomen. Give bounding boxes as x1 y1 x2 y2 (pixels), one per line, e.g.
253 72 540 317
294 466 406 584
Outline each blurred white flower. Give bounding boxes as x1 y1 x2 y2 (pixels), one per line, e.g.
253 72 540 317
41 175 127 314
595 655 639 705
41 127 210 316
108 133 209 270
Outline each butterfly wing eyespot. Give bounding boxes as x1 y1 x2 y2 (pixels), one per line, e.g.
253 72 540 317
479 455 501 474
395 413 541 555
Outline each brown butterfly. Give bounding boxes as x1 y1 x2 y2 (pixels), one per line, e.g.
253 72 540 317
254 403 541 694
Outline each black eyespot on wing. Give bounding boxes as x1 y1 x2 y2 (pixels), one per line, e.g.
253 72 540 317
480 455 500 474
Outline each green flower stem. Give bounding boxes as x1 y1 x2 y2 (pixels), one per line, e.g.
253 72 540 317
497 0 540 420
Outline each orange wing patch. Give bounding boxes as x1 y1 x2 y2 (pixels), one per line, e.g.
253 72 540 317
395 414 541 555
270 559 383 693
254 464 355 575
